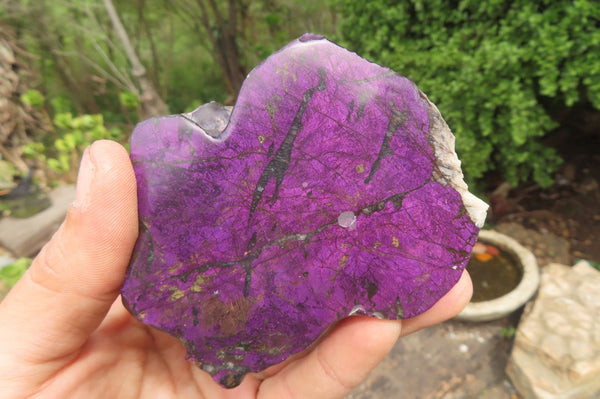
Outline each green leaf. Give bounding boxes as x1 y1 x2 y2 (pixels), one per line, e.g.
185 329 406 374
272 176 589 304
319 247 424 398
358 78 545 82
0 258 32 289
20 90 45 108
53 113 73 130
64 134 77 150
54 138 67 153
59 153 70 172
47 158 62 172
119 92 139 110
49 96 73 114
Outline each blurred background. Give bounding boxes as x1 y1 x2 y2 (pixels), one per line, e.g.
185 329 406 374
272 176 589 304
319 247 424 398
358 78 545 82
1 1 599 190
0 1 599 397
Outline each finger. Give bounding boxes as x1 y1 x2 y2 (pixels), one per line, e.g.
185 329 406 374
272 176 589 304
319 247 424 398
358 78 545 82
0 140 137 366
257 270 472 399
258 316 401 399
400 270 472 336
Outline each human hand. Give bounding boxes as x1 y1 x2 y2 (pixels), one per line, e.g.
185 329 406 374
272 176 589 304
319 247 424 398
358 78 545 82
0 140 472 399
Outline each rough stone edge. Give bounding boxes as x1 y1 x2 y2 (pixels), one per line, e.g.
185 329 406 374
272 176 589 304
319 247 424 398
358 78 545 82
181 102 233 141
508 338 600 399
506 260 600 399
516 261 600 375
454 230 540 322
425 96 488 228
507 346 568 399
572 259 599 275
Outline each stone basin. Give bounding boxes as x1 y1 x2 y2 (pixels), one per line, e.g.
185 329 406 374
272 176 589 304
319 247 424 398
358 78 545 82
455 230 539 322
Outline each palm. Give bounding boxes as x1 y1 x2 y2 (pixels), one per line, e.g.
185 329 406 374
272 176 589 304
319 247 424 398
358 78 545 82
39 301 260 399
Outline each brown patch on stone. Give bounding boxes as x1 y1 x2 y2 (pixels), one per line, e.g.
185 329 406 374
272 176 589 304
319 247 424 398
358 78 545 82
201 296 255 335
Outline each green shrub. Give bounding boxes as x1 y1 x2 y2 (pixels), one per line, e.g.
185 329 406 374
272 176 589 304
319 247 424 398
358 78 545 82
23 112 122 176
119 91 139 110
0 258 31 290
20 89 45 108
49 96 74 114
336 0 600 186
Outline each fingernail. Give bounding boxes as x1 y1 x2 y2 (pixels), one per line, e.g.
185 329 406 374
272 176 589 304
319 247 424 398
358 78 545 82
73 145 96 209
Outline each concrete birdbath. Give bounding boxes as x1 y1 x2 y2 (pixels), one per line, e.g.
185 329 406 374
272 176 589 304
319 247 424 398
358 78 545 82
455 230 540 322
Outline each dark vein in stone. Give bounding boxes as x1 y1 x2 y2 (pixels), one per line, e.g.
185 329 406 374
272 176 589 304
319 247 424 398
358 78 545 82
171 221 335 286
248 68 327 223
143 226 154 274
170 187 425 295
242 232 258 297
364 104 408 184
345 100 355 122
360 193 406 215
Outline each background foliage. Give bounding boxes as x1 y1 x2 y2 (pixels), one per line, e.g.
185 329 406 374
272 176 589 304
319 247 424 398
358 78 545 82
0 0 337 184
0 258 31 291
336 0 600 186
1 0 599 188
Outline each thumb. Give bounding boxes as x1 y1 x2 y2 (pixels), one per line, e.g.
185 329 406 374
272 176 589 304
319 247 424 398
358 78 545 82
0 140 137 373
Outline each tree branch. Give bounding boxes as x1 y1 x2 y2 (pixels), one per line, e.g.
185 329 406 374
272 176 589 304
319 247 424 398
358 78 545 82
55 50 136 93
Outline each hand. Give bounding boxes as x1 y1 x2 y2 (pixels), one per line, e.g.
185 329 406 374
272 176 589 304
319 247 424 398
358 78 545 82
0 140 472 399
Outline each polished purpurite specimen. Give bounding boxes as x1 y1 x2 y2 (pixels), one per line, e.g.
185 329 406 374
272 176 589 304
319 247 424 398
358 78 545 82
121 34 488 388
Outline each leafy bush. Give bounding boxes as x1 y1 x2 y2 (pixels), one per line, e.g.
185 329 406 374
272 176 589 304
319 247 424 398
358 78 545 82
119 91 139 110
0 258 31 290
20 89 45 108
336 0 600 186
23 113 122 177
49 96 74 114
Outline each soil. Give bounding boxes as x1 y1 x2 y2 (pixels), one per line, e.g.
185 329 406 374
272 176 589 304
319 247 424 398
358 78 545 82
487 129 600 267
350 316 522 399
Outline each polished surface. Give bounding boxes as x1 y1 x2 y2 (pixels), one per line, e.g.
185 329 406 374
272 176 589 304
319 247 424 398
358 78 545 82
121 34 484 387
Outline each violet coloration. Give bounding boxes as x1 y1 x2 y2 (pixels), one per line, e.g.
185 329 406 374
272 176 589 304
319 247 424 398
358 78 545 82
121 34 488 388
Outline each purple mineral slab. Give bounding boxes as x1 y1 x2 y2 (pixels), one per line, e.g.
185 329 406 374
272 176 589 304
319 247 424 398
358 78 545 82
121 34 488 388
